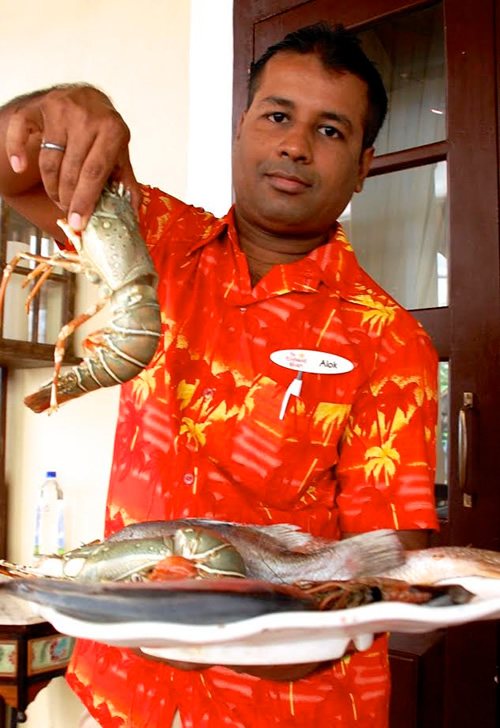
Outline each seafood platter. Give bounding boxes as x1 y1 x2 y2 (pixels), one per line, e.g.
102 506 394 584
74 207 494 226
1 519 500 665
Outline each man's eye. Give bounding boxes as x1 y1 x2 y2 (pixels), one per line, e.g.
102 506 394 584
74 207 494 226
267 112 288 123
319 125 342 138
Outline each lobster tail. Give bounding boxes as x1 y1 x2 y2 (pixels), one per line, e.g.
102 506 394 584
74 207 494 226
24 282 161 413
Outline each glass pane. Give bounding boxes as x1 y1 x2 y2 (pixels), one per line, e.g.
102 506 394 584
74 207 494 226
2 272 33 340
4 205 38 238
37 279 64 344
436 361 449 519
41 235 66 276
358 3 445 155
340 161 449 309
5 207 39 271
6 236 35 270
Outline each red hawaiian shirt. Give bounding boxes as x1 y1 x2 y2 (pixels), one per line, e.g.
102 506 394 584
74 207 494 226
66 186 438 727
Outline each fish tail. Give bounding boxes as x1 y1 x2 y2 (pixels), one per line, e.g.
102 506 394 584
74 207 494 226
333 529 405 578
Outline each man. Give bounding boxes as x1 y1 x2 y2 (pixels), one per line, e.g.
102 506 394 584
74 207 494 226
0 23 438 728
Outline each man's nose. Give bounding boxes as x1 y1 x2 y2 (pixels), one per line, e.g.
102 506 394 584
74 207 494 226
277 124 312 162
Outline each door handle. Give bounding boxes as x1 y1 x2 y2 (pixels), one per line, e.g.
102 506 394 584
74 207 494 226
458 391 475 508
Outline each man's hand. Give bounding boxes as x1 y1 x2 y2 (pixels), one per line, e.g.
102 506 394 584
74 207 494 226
1 84 140 234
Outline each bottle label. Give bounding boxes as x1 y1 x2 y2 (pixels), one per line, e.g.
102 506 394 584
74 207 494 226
56 500 65 554
34 480 65 556
33 502 42 557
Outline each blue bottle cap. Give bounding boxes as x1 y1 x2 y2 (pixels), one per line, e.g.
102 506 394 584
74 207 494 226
46 471 57 478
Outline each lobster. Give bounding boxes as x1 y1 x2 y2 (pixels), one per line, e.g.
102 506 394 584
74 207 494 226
0 183 161 413
0 525 248 582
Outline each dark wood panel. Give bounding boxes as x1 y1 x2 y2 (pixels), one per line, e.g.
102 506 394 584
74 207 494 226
444 0 500 551
444 624 499 728
0 340 80 369
0 368 6 558
232 2 500 725
369 141 447 177
411 307 449 358
497 4 500 192
237 0 309 22
252 0 439 56
233 0 438 130
389 631 445 728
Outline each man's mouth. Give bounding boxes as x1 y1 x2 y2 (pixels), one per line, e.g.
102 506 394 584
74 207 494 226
264 171 313 194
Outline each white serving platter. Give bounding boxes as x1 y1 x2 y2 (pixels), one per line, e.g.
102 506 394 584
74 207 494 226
23 576 500 665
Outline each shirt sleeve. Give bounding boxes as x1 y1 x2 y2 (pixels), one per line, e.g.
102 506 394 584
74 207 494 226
336 328 439 533
138 185 189 255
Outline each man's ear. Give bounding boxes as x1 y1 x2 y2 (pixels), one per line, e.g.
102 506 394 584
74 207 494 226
235 111 247 139
354 146 374 193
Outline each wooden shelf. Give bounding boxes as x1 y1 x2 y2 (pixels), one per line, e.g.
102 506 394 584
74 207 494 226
0 199 77 370
0 339 80 369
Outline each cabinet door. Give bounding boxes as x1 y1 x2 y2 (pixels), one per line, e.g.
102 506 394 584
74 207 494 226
0 200 78 367
233 1 500 726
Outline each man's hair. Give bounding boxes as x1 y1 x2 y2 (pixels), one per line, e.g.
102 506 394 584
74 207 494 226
247 23 388 150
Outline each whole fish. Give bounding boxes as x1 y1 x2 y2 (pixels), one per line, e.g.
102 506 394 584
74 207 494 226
0 577 319 624
102 518 405 583
380 546 500 584
3 523 499 589
2 520 404 585
87 521 500 585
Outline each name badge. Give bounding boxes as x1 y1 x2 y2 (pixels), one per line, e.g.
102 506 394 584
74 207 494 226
270 348 354 374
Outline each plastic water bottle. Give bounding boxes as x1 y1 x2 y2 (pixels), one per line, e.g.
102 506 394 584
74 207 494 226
34 471 65 556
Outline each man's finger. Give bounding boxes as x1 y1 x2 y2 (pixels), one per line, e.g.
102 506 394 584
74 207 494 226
5 107 42 176
38 132 69 205
109 156 141 214
56 133 98 213
68 142 138 231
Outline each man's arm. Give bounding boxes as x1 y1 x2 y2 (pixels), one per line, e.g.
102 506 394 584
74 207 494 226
336 328 439 548
0 84 139 237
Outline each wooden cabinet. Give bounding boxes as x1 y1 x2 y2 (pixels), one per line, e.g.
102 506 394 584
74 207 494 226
389 632 445 728
0 199 78 368
0 607 74 727
233 1 500 725
0 201 80 558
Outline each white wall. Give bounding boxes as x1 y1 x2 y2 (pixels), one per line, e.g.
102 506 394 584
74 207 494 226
187 0 234 216
0 1 233 725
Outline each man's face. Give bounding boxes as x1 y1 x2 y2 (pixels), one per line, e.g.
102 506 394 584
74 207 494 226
232 52 374 240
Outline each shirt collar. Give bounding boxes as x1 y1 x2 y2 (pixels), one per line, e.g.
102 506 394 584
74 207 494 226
186 209 232 254
186 206 365 300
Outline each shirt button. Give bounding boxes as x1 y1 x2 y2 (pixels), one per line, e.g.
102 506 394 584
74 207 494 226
239 306 246 312
202 387 215 399
183 473 194 485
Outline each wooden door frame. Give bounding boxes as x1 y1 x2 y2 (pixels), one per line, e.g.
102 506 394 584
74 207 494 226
0 367 6 558
232 2 500 725
233 0 500 549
